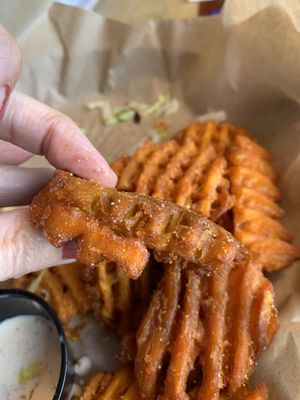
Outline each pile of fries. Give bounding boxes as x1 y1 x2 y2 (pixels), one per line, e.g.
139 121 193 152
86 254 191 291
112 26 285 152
14 121 300 399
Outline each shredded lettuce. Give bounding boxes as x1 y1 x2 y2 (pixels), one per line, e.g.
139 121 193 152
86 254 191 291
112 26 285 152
86 100 115 124
114 107 135 122
149 123 171 142
18 361 43 385
86 95 179 126
164 98 179 116
143 95 167 116
27 269 47 294
156 126 170 141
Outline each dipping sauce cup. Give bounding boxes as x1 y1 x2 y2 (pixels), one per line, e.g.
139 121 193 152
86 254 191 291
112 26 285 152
0 288 71 400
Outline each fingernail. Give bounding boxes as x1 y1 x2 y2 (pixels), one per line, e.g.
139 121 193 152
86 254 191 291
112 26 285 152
95 164 118 187
0 83 11 119
107 168 118 186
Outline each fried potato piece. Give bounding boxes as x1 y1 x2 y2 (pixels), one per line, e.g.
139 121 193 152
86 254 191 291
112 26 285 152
31 170 246 278
230 166 280 201
96 120 288 331
118 141 158 192
161 270 203 400
192 157 234 221
236 231 300 272
85 122 282 398
136 139 180 196
67 121 288 400
78 369 136 400
111 156 130 177
229 133 300 271
151 137 198 201
233 208 292 242
79 368 268 400
12 262 89 324
175 145 217 208
78 371 113 400
114 121 298 273
83 259 161 336
134 259 277 400
96 261 117 323
135 262 182 398
233 187 284 219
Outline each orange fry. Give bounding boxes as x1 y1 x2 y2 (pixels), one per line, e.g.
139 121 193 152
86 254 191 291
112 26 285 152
118 141 158 192
136 139 179 195
162 270 203 400
135 262 182 398
31 171 246 278
230 166 280 200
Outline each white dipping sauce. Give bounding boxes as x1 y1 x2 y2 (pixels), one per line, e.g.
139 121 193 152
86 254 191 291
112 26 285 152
0 315 61 400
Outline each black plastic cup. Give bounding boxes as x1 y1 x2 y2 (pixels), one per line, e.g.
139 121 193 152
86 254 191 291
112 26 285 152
0 288 72 400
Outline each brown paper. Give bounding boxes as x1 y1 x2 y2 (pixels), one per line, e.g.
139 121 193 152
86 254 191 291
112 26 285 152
1 0 300 397
94 0 198 25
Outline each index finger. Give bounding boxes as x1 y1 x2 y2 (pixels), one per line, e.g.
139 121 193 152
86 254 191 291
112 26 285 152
0 23 22 89
0 91 117 187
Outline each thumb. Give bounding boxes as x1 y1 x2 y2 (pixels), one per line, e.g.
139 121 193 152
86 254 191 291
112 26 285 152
0 208 74 281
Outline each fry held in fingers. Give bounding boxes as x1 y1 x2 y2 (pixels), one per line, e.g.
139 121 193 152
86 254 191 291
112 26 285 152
30 170 245 279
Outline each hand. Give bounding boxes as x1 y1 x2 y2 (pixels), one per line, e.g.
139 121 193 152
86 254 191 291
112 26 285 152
0 24 117 281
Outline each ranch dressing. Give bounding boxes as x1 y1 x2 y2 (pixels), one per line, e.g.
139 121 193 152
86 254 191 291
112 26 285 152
0 315 61 400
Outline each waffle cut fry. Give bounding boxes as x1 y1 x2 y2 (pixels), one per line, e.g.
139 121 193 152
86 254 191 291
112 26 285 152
116 122 234 222
134 259 277 400
83 260 162 335
21 121 293 400
228 134 300 271
103 122 284 399
12 263 90 324
31 170 246 279
77 368 139 400
77 367 269 400
115 121 300 271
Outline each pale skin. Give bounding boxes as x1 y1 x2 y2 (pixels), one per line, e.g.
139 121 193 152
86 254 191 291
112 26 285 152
0 24 117 281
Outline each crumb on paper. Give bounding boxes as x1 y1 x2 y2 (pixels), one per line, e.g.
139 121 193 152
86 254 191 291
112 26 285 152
149 122 171 142
197 110 227 123
74 356 92 376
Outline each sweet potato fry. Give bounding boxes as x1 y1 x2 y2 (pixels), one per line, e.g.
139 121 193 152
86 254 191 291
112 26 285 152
235 230 300 271
135 139 180 195
31 170 246 278
133 258 277 400
79 369 268 400
162 270 203 400
79 371 113 400
192 157 234 221
13 121 290 400
175 146 216 208
135 262 182 399
118 141 158 192
12 262 89 324
152 137 198 201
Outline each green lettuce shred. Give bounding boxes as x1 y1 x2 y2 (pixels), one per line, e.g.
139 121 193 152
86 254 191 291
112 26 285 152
18 361 43 385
